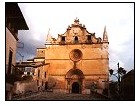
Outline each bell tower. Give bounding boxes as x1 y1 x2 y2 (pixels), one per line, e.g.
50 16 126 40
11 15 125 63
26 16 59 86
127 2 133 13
102 26 109 78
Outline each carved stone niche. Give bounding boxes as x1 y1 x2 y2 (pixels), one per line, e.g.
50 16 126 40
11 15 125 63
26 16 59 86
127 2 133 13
71 74 79 79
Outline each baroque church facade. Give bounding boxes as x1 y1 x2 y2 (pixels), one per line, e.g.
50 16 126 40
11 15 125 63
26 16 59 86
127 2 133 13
33 18 109 94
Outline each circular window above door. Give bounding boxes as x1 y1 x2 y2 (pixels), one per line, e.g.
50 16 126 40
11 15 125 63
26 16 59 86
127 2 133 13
69 49 83 62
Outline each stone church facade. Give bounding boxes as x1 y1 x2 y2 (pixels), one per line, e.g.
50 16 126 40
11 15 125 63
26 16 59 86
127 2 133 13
34 18 109 94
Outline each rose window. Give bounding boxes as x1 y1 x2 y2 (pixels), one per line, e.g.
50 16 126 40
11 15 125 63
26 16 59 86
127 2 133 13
69 49 82 62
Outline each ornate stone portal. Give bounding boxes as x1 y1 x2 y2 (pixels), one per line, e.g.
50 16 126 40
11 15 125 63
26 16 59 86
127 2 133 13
34 18 109 94
66 69 84 93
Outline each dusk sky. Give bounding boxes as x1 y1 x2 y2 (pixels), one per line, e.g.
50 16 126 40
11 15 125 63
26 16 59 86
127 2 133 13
17 3 134 76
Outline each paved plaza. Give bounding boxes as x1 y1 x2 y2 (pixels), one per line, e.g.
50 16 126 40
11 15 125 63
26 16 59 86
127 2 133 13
15 92 110 100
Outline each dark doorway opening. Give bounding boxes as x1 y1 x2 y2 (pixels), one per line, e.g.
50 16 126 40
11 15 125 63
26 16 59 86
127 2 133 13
72 82 80 93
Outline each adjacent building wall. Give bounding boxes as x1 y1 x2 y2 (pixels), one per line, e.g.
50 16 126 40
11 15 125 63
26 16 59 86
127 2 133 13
6 28 17 74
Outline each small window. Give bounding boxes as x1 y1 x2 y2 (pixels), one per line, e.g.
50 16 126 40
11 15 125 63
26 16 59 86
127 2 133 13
88 35 91 41
61 36 65 41
38 69 40 77
74 36 78 43
87 35 92 43
44 72 46 78
8 50 13 74
45 81 48 90
37 80 39 86
42 81 44 86
61 36 66 44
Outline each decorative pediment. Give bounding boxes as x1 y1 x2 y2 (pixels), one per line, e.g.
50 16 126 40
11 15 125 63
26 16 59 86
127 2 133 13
45 18 103 45
57 18 102 45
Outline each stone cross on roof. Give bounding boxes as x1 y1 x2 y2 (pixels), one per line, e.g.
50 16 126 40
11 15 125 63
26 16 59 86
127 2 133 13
74 17 79 25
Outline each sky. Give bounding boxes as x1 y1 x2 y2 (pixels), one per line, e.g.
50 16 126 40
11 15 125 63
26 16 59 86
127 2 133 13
17 3 134 77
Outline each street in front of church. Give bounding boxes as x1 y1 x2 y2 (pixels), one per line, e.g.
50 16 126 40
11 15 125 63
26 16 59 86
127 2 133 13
13 92 110 100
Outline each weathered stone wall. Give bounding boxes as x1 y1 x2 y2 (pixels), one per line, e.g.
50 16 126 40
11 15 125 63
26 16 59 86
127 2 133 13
13 81 38 94
45 44 108 75
32 62 49 90
43 44 109 93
